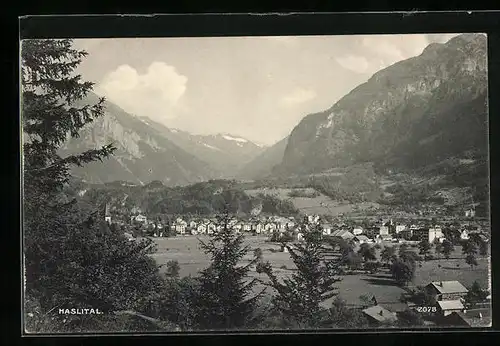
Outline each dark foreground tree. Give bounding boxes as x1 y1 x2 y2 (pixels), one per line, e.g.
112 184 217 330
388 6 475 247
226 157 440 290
22 39 165 332
192 210 264 330
259 224 342 328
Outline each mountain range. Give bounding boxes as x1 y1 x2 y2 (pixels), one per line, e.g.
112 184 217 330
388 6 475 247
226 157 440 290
278 33 488 176
62 33 489 209
60 93 266 186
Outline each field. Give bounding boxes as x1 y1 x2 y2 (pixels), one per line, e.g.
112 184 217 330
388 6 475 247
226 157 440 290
244 187 380 216
149 236 491 308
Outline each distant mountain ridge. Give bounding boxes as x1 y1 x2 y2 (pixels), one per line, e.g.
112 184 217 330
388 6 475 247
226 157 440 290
60 93 266 185
238 136 289 180
136 118 266 178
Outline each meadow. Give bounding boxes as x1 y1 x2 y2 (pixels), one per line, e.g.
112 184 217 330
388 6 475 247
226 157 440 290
244 187 380 216
149 236 490 308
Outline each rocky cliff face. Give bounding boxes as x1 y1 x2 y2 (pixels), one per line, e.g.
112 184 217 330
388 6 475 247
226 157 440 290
60 93 220 186
279 34 488 176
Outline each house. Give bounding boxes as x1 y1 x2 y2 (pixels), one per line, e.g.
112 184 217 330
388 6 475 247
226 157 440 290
253 222 264 234
132 214 147 224
362 305 398 325
307 214 320 224
174 219 187 235
286 220 296 230
232 223 243 232
429 227 445 243
189 220 198 229
353 227 364 235
395 225 406 234
332 229 355 240
379 226 390 236
437 300 465 317
296 232 304 242
438 311 490 327
264 222 277 233
353 235 370 244
465 208 476 218
460 230 470 240
207 222 216 234
242 222 252 232
426 281 469 301
123 232 134 241
196 223 207 234
321 224 332 236
275 218 288 231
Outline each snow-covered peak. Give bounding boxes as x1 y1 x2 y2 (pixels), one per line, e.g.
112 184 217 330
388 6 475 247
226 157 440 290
203 143 222 151
222 134 248 143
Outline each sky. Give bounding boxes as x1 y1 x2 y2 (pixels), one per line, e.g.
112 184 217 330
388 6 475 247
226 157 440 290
73 33 460 146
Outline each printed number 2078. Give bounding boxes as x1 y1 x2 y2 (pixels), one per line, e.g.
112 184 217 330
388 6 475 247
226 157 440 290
416 306 437 313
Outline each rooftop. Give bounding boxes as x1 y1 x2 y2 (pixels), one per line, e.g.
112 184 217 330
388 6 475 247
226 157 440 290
355 235 370 240
437 300 464 311
428 281 468 294
362 305 397 323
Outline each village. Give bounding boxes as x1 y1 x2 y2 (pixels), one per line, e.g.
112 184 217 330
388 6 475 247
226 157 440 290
106 205 489 247
101 204 491 328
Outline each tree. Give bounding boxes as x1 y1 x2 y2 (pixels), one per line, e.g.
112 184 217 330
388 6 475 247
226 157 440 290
22 40 169 332
344 251 363 271
462 240 478 269
465 254 478 269
418 240 432 261
465 281 488 307
479 241 489 257
165 260 181 278
380 246 396 265
253 248 263 263
398 243 409 257
358 243 377 262
397 309 424 327
434 242 443 261
442 239 454 259
259 224 342 328
159 276 201 330
390 259 416 286
192 210 264 330
326 297 369 329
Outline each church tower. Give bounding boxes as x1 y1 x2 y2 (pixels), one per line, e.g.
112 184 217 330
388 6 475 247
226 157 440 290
104 203 112 224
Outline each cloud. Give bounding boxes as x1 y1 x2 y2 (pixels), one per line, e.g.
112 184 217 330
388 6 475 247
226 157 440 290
335 55 370 73
280 88 316 107
96 62 188 120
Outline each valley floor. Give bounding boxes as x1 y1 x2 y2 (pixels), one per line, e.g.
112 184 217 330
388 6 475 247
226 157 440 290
149 236 490 309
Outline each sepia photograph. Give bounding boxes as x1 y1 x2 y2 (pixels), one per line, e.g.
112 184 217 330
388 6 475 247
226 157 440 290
21 30 492 333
